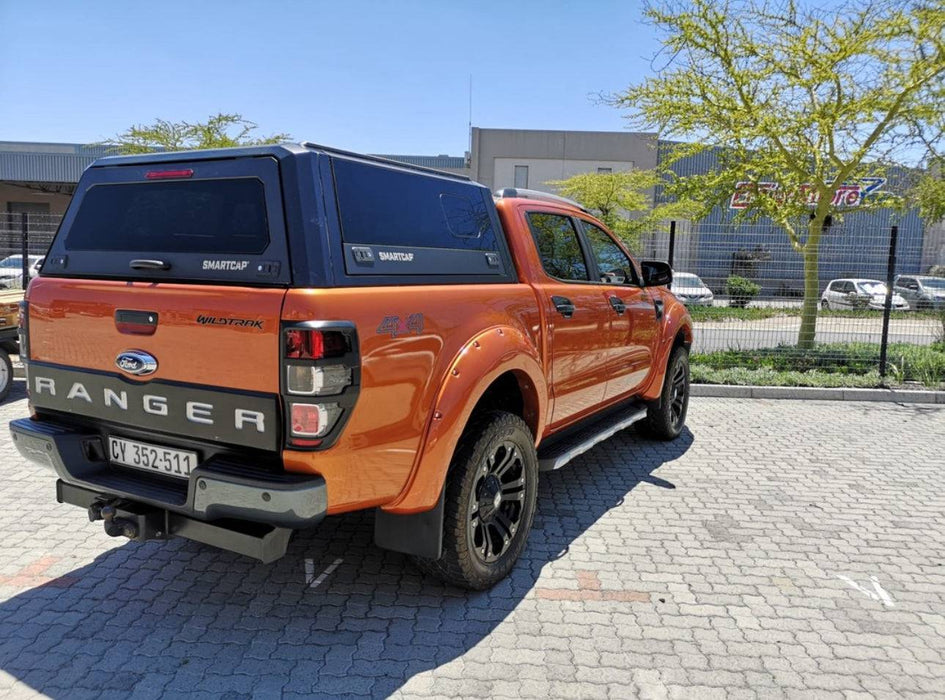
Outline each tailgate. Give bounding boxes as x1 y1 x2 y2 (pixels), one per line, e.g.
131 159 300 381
24 154 291 451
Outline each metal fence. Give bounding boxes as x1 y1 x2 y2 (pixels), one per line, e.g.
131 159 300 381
0 213 58 290
644 220 945 389
2 213 943 388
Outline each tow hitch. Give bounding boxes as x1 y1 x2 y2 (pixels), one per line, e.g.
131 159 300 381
61 482 292 563
87 497 167 541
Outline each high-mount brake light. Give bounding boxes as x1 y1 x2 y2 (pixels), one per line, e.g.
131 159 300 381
145 169 194 180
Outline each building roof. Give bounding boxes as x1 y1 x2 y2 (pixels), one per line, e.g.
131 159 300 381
0 141 467 183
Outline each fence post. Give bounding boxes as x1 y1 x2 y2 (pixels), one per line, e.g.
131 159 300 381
879 224 898 380
667 220 676 269
20 213 29 290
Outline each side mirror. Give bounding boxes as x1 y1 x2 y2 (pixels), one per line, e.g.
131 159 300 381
641 260 672 287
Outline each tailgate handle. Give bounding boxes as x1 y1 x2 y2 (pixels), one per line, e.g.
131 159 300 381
130 259 170 271
116 310 159 335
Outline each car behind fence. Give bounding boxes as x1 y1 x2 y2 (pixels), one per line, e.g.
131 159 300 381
3 212 944 388
644 220 944 388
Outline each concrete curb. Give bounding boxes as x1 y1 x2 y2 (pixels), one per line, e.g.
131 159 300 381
693 383 945 404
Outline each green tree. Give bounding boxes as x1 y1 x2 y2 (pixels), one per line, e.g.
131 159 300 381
614 0 944 348
546 170 698 253
108 113 290 154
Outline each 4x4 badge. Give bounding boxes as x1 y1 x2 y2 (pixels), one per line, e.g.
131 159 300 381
116 350 158 376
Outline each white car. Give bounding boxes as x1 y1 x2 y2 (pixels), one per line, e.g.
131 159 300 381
821 278 908 311
0 255 44 290
670 272 714 306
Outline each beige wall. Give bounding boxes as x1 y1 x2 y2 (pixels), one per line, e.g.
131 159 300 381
493 158 635 193
470 127 659 192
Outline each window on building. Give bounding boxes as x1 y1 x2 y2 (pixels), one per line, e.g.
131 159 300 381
526 213 589 282
597 167 612 174
514 165 529 189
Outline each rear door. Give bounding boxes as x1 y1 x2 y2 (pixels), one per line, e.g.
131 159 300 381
524 210 612 426
26 156 290 451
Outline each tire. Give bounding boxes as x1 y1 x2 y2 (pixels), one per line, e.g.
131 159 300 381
413 411 538 590
0 349 11 403
640 345 690 441
821 299 829 310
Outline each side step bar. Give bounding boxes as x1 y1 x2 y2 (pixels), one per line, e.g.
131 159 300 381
57 481 292 564
537 403 649 472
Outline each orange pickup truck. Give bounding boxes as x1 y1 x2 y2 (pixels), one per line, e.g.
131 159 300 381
10 143 692 589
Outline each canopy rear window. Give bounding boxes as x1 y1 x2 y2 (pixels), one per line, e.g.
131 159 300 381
65 179 269 254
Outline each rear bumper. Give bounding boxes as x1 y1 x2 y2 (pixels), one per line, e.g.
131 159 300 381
9 416 327 530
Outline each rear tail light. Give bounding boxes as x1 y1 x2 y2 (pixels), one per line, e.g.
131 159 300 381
286 365 352 396
17 300 28 360
284 329 349 360
282 323 359 449
290 403 342 438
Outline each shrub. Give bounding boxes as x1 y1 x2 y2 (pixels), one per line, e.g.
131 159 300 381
725 275 762 308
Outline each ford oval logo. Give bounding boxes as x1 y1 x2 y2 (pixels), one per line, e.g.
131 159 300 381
116 350 158 376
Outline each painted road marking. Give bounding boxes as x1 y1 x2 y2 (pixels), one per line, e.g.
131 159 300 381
837 574 896 607
304 557 344 589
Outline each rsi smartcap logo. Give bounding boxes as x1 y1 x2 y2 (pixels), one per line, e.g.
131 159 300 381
115 350 157 376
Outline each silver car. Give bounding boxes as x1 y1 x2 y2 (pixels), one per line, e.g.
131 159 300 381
821 278 908 311
0 255 44 290
670 272 714 306
893 275 945 310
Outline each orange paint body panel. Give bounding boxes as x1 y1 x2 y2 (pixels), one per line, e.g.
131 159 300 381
27 278 283 393
279 284 544 514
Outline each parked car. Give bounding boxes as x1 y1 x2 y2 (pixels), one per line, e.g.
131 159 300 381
670 272 714 306
893 275 945 310
821 279 908 311
0 255 44 290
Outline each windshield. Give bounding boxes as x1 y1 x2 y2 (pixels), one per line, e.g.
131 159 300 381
921 278 945 291
857 282 887 295
0 257 22 269
674 273 702 286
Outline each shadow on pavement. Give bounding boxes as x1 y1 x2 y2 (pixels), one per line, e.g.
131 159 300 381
0 420 693 697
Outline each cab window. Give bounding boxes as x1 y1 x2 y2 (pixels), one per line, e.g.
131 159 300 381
581 221 640 285
526 212 590 282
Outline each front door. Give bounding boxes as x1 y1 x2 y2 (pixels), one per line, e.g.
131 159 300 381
579 220 659 401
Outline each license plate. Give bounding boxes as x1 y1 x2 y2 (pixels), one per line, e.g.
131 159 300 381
108 436 198 480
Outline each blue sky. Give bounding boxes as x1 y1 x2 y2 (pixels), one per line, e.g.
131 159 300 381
0 0 661 155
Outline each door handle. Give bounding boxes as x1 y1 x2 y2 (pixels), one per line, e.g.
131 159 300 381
609 296 626 315
654 298 664 320
551 295 575 318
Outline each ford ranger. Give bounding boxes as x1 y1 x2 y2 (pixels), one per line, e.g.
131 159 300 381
10 143 692 589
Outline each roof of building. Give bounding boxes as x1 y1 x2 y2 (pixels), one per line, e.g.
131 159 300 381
0 141 467 183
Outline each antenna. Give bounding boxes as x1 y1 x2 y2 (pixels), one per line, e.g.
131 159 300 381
467 74 473 160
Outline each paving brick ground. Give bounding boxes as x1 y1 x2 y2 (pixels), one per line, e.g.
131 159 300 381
0 377 943 698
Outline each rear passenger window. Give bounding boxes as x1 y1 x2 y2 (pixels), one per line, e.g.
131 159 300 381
527 213 589 282
333 158 498 251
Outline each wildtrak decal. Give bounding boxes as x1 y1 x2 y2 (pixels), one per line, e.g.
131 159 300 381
196 315 263 329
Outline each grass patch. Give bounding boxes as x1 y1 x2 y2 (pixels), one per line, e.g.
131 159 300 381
691 366 883 388
692 341 945 388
